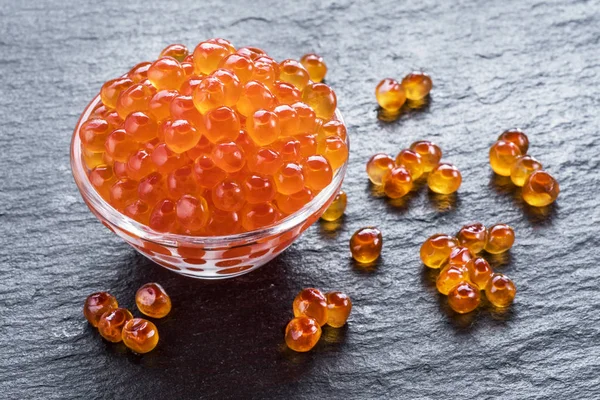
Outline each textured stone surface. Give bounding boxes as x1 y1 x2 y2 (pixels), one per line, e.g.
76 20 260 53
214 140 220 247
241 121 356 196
1 0 600 398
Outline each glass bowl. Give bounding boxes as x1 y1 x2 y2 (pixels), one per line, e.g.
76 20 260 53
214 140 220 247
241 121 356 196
70 94 349 279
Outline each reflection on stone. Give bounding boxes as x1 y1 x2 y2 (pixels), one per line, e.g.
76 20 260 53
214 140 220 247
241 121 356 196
427 191 459 212
377 107 401 122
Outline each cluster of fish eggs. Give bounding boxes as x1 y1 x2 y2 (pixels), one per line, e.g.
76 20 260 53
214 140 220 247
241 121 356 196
489 129 559 207
83 283 171 354
79 39 348 236
285 288 352 352
421 222 517 314
367 140 462 198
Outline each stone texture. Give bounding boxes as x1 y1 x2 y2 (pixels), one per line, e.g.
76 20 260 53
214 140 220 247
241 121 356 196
1 0 599 398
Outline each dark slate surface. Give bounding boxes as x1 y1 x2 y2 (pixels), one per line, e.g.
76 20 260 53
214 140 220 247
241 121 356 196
1 0 599 398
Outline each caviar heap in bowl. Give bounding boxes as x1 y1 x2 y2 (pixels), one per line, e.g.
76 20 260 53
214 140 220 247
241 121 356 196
71 39 349 279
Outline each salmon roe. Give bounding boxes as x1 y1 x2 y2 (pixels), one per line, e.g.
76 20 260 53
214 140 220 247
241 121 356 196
325 291 352 327
321 190 347 222
409 140 442 173
420 234 458 269
511 155 543 187
300 53 327 83
375 78 406 112
489 140 522 176
427 163 462 194
436 264 469 295
485 273 517 307
135 283 172 318
401 72 433 101
448 281 481 314
293 288 328 326
456 222 488 254
366 153 395 186
382 166 413 199
498 129 529 154
522 170 560 207
446 246 473 271
159 43 189 62
485 223 515 254
97 308 133 343
350 227 383 263
83 292 119 327
395 149 424 180
81 39 347 236
122 318 159 354
466 257 493 290
421 224 517 315
285 316 321 352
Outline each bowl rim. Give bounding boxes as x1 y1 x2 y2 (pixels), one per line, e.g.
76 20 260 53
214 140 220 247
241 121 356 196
70 94 349 248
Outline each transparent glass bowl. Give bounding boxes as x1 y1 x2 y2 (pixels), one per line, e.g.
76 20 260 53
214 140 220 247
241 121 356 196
70 95 349 279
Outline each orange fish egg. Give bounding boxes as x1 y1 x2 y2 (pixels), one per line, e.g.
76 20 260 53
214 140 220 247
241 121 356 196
236 80 276 118
240 202 280 231
409 140 442 173
320 135 348 170
247 109 281 146
169 95 204 128
148 89 179 121
302 83 337 120
149 199 178 232
105 129 138 163
401 72 433 101
252 56 278 88
179 74 204 96
319 120 347 141
212 179 245 212
80 118 111 153
204 106 240 143
375 78 405 112
275 188 314 215
272 81 302 105
212 141 246 173
279 59 310 90
147 57 186 90
128 61 152 83
219 53 254 83
206 38 236 53
274 162 305 195
303 155 333 191
243 174 276 204
192 76 226 113
101 77 134 109
273 104 300 136
116 83 154 119
124 199 151 225
163 119 201 153
126 148 156 180
300 53 327 83
176 194 210 233
124 111 159 143
236 46 266 60
193 41 232 75
109 178 139 211
295 133 318 158
166 165 198 198
247 148 283 175
89 165 116 199
159 43 189 62
210 68 242 106
292 102 317 134
193 155 227 189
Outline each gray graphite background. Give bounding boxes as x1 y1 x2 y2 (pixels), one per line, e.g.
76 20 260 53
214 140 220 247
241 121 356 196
1 0 599 399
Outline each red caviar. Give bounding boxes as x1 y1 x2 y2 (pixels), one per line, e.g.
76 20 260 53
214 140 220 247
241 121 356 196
82 39 348 236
